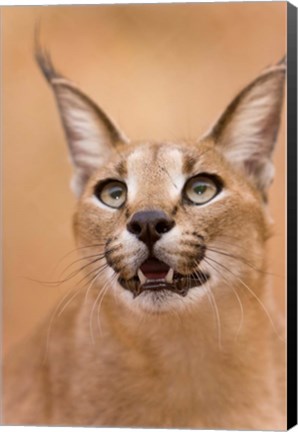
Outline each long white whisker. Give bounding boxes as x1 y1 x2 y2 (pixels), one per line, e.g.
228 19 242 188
207 245 282 279
88 271 110 345
90 283 108 345
84 263 109 304
204 257 244 340
206 282 222 350
96 273 118 336
205 255 285 342
44 262 109 357
48 243 106 279
43 285 79 364
56 253 106 279
193 263 222 350
57 287 81 318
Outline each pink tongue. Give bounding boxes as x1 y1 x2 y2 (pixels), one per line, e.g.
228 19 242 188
140 259 170 280
144 271 168 280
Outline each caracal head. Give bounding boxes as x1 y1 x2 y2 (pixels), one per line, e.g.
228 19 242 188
36 48 285 314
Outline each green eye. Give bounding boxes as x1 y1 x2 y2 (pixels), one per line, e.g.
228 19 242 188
184 175 218 205
194 184 207 195
96 180 127 209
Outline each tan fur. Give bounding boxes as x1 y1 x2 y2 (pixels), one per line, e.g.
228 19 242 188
3 55 286 428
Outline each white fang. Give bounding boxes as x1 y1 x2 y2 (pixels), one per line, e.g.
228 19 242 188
165 268 174 284
137 269 147 285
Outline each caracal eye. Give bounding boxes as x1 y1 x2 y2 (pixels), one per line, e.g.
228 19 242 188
184 175 218 205
96 180 127 209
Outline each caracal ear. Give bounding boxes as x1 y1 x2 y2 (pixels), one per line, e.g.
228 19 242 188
36 47 128 197
206 58 286 196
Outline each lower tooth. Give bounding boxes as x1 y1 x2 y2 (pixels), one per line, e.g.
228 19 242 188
165 268 174 283
137 269 147 285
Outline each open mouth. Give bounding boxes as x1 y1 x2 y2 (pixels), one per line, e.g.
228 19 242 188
118 258 209 298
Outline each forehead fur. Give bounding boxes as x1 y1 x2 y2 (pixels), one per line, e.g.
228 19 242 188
126 143 185 203
85 139 261 201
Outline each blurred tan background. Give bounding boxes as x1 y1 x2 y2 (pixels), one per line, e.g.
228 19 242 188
2 3 286 355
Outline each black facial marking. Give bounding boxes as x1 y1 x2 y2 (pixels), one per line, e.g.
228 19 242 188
197 244 206 261
183 156 197 175
105 241 124 269
192 232 205 241
125 208 131 219
106 254 126 271
171 205 178 217
106 237 113 247
180 240 203 248
105 245 122 256
115 160 127 177
112 264 122 273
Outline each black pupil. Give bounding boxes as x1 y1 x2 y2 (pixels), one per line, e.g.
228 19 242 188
194 184 207 195
110 186 123 200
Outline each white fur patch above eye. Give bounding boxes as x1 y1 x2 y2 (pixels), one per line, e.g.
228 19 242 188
125 147 149 201
126 173 139 203
164 149 186 197
125 146 187 202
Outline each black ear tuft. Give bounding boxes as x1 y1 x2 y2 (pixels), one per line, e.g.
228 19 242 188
34 27 62 83
35 46 60 83
35 32 129 197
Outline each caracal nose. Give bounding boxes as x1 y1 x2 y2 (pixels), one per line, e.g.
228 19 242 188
127 210 175 247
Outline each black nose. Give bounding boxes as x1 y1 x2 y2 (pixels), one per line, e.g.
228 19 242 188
127 210 175 248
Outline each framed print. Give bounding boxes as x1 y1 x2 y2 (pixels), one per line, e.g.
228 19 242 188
1 1 297 429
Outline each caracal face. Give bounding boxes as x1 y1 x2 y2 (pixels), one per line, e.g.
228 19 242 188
36 49 285 315
74 139 268 314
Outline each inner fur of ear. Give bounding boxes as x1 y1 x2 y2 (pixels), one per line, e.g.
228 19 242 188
36 47 128 197
210 67 285 194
